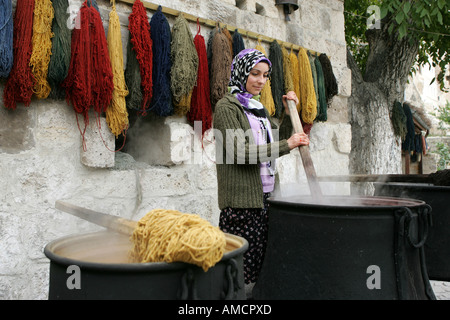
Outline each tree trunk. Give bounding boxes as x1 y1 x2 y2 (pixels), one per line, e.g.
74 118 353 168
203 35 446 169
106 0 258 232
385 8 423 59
347 20 419 195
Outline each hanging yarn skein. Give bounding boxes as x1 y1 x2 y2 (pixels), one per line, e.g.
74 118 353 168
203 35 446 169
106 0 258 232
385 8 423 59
0 0 13 78
297 47 317 124
63 1 114 133
47 0 71 100
170 14 199 116
222 27 234 59
308 53 319 111
210 28 232 110
128 0 153 113
269 40 285 118
3 0 35 110
106 1 129 138
318 53 338 105
188 20 212 137
290 48 301 113
149 5 173 116
402 102 416 151
30 0 54 100
282 46 294 93
207 27 218 81
255 42 275 116
392 100 407 141
125 33 142 112
232 29 245 58
314 55 328 122
130 208 226 272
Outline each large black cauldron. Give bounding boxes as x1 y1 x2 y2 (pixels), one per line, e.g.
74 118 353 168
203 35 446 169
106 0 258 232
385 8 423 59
44 231 248 300
375 182 450 281
253 195 435 300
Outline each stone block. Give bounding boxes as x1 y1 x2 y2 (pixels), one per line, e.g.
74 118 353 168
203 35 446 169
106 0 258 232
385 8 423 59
80 115 115 168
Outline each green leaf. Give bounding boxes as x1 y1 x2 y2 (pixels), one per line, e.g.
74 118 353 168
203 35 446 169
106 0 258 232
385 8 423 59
395 10 404 24
403 2 411 15
437 11 443 25
398 23 407 39
437 0 445 10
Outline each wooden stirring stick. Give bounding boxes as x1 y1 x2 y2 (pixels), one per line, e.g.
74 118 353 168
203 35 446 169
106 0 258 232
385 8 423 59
286 100 322 198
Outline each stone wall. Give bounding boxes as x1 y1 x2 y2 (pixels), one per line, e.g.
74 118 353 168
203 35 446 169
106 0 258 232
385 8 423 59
0 0 351 299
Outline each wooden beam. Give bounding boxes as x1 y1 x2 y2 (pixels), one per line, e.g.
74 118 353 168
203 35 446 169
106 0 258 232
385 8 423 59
116 0 324 57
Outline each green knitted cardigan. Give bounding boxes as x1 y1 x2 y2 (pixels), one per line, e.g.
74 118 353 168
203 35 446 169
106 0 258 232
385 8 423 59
213 93 293 209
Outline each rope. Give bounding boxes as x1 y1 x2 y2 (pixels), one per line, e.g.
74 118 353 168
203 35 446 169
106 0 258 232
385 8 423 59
3 0 35 110
106 1 129 138
130 209 226 272
0 0 13 78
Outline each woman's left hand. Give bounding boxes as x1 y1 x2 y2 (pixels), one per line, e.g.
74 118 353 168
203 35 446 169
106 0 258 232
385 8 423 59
282 91 299 115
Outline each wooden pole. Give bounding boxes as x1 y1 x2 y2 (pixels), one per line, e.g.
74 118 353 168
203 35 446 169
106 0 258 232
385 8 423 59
287 100 322 197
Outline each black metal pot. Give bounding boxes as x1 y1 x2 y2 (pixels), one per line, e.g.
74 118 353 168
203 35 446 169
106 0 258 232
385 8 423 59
44 231 248 300
375 182 450 281
253 195 435 300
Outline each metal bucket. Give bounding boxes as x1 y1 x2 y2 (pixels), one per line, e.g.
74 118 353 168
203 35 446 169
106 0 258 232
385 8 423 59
44 231 248 300
375 182 450 281
253 195 435 300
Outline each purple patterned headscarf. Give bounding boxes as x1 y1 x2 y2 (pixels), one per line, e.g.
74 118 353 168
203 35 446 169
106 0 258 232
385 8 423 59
228 49 272 118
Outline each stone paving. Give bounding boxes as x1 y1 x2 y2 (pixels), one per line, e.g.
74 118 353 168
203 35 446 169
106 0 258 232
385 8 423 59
431 281 450 300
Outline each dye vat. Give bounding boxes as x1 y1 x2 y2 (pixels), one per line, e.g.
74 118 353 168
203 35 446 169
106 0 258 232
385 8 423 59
44 231 248 300
375 182 450 281
252 195 435 300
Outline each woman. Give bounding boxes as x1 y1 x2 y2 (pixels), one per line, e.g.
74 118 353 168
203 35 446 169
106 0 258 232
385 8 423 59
213 48 309 296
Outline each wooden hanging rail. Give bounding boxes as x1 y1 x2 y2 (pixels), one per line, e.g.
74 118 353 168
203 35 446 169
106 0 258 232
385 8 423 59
116 0 324 57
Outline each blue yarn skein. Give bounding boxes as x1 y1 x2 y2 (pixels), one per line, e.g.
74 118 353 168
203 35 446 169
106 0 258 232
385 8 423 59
0 0 13 78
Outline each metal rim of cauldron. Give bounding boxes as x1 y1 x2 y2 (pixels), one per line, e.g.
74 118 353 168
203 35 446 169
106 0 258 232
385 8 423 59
267 195 427 211
44 230 249 272
374 182 450 191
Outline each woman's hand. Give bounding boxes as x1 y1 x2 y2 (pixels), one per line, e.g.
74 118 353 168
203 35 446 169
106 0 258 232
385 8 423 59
282 91 299 115
287 132 310 149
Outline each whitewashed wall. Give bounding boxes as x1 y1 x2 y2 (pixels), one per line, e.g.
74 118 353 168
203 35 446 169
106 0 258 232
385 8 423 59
0 0 351 299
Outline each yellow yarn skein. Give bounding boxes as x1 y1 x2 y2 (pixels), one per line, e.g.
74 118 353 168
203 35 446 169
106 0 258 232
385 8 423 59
30 0 54 99
130 209 226 272
289 49 301 113
255 43 276 116
282 46 294 93
106 2 129 137
298 47 317 124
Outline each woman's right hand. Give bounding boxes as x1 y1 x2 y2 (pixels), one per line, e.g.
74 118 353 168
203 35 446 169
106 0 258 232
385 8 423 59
287 132 310 149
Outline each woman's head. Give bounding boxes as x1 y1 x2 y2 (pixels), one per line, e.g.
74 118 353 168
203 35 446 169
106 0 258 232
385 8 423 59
229 49 272 96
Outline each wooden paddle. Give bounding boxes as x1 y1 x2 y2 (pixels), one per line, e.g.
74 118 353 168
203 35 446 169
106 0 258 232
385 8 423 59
287 100 322 197
55 200 137 236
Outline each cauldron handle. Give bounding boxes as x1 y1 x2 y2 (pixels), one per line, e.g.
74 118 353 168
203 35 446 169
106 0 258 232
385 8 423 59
401 205 432 249
178 268 199 300
221 258 241 300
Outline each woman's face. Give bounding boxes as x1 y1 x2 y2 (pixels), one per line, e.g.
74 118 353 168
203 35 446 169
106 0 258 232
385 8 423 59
245 62 270 96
